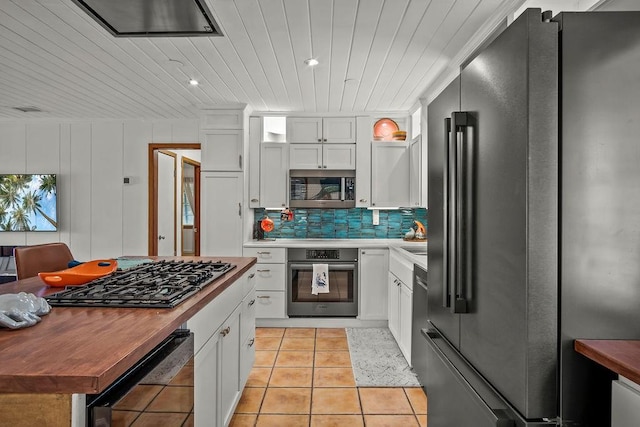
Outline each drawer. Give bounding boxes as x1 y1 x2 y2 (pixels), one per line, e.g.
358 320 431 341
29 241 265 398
255 291 286 318
243 247 286 263
240 333 256 387
188 282 242 355
389 249 414 288
255 263 286 291
242 265 257 297
241 287 256 342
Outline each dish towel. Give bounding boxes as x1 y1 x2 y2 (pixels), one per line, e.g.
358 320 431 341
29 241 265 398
312 264 329 295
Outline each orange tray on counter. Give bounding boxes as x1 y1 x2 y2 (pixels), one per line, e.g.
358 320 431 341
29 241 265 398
38 259 118 287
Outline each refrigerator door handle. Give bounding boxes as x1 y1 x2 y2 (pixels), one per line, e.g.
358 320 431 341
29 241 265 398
443 117 453 309
451 112 473 313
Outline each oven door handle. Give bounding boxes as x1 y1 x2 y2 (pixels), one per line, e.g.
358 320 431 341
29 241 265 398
289 263 356 271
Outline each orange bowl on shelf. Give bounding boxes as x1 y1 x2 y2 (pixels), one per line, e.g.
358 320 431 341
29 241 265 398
373 118 399 140
38 259 118 287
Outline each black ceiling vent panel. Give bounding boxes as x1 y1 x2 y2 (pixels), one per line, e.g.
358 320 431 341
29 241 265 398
71 0 223 37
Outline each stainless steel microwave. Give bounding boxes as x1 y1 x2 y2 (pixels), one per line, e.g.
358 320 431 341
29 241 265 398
289 169 356 208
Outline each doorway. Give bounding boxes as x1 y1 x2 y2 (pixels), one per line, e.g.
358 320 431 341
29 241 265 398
148 143 201 256
180 157 200 256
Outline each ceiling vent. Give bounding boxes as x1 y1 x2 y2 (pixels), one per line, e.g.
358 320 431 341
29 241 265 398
71 0 223 37
13 106 43 113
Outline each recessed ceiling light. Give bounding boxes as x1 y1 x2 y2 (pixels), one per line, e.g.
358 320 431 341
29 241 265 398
304 58 319 67
189 79 199 86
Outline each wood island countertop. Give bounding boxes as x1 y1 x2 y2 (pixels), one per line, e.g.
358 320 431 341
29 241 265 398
0 256 256 394
575 339 640 385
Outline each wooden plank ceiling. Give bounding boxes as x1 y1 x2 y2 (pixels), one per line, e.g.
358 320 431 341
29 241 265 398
0 0 522 119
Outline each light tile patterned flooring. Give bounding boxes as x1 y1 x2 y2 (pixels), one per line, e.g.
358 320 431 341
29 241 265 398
231 328 427 427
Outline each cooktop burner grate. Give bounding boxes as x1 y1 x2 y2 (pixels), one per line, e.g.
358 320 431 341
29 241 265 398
45 260 236 308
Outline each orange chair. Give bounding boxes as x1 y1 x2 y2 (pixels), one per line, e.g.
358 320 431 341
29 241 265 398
14 243 74 280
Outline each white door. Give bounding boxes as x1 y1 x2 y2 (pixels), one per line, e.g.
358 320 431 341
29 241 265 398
157 151 175 256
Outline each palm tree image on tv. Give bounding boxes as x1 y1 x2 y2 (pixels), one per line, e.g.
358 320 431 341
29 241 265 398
0 174 57 231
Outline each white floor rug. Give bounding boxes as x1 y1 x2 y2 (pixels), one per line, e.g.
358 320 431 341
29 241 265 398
346 327 420 387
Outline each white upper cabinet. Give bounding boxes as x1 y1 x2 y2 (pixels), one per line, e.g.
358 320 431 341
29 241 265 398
201 109 245 130
200 108 247 172
289 143 355 169
201 129 243 171
248 117 288 208
287 118 322 143
371 142 410 207
287 117 356 143
322 117 357 143
409 135 422 207
260 143 288 207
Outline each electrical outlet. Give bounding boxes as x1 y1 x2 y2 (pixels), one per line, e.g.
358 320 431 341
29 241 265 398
372 209 379 226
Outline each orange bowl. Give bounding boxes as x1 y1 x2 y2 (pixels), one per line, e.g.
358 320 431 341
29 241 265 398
39 259 118 287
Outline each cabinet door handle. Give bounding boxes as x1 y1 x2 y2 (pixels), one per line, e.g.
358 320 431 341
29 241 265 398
257 251 271 255
239 154 243 169
318 138 322 142
317 165 322 168
257 295 270 299
323 165 327 168
248 338 255 347
238 202 242 216
359 199 367 203
248 299 256 306
248 273 255 279
251 198 259 203
220 326 231 337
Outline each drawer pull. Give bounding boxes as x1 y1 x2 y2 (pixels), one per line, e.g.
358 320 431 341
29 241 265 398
256 251 271 255
257 269 271 273
220 326 231 337
257 295 270 299
248 338 255 347
248 299 256 306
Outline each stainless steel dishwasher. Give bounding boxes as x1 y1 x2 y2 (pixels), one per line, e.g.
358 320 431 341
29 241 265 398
411 263 428 388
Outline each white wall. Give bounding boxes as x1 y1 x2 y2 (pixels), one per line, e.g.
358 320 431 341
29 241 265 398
0 119 199 261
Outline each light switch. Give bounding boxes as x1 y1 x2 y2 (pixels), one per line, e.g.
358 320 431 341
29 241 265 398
372 209 379 226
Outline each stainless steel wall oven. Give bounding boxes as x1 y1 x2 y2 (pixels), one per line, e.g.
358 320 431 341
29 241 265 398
287 248 358 317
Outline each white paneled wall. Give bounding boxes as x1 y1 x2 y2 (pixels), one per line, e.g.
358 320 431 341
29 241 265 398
0 119 199 261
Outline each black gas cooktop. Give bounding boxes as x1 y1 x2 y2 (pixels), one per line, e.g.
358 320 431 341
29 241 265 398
45 260 236 308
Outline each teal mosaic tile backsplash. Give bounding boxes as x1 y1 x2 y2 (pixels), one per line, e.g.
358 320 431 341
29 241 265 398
253 208 427 239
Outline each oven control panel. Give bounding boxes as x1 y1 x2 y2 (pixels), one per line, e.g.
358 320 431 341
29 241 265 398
306 249 340 260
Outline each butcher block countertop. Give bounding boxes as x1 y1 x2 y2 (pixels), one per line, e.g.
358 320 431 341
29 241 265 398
0 256 256 394
575 339 640 385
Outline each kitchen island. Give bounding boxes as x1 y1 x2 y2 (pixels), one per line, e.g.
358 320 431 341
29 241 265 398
0 256 256 426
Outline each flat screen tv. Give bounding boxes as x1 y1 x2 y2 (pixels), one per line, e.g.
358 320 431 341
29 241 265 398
0 174 57 232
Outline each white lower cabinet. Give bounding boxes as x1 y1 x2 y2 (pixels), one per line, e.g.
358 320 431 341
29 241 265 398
388 249 414 365
194 324 220 427
612 376 640 427
190 267 256 426
388 272 401 341
243 247 287 319
359 249 389 320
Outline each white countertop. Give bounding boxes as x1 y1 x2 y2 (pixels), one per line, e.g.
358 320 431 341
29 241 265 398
244 238 427 268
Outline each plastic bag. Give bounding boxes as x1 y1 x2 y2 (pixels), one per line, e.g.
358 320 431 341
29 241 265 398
0 292 51 329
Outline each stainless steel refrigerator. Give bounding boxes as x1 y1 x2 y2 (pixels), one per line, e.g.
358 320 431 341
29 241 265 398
419 9 640 426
